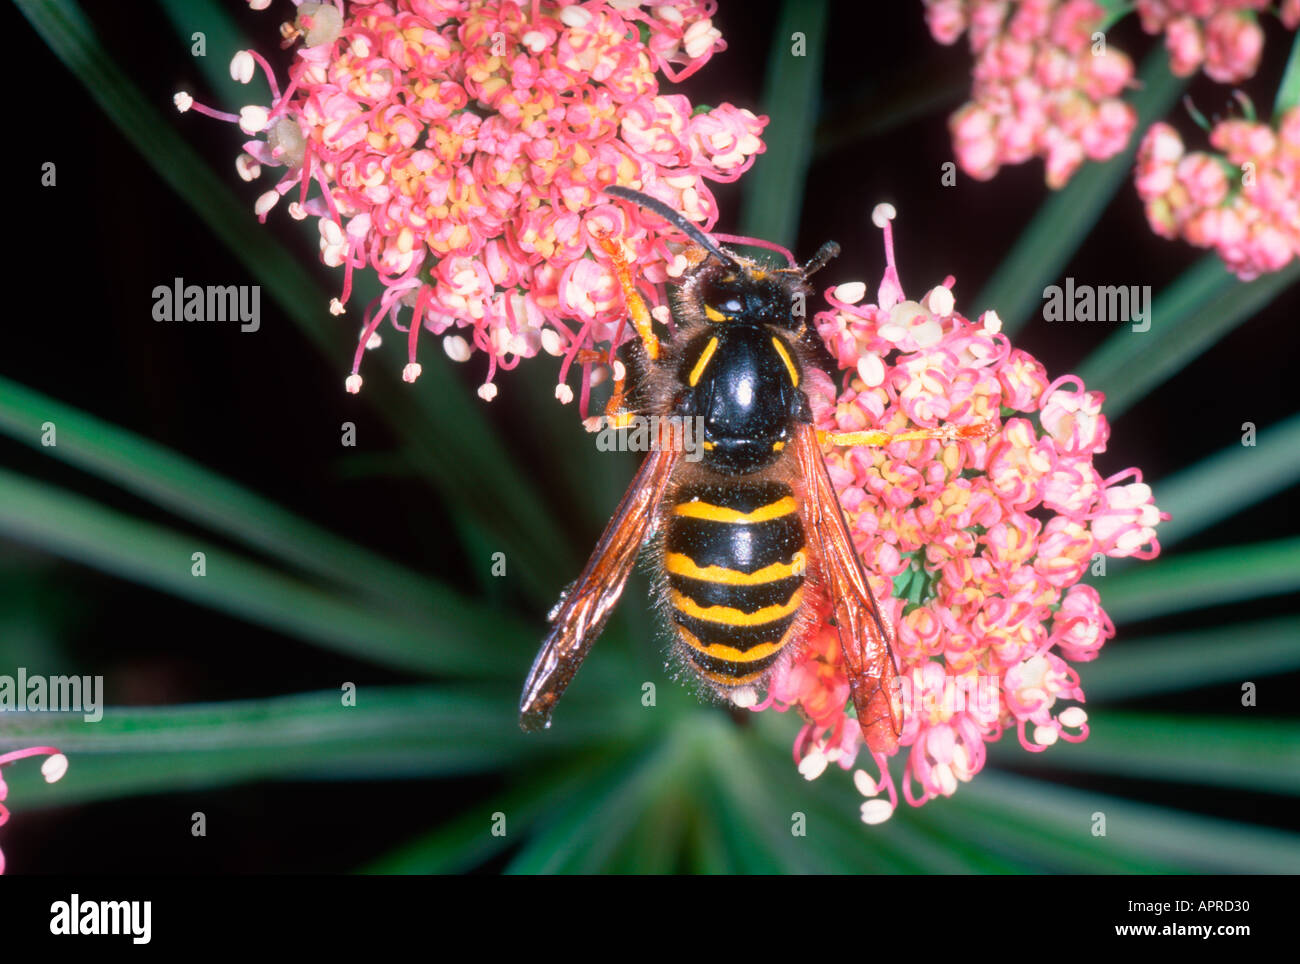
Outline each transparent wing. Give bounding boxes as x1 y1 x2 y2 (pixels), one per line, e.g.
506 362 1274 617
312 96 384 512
792 423 901 754
519 442 680 732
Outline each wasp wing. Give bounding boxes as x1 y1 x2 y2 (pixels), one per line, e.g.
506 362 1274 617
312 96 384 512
519 441 681 732
792 423 902 754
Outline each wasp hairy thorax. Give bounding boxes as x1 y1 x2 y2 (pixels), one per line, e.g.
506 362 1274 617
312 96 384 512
519 186 987 753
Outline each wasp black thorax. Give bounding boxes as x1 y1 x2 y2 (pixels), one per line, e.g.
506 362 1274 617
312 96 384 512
671 262 814 476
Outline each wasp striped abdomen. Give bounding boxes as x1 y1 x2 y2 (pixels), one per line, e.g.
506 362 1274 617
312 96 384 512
665 480 806 688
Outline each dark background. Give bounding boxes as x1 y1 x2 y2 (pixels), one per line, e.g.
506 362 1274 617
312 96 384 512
2 0 1295 872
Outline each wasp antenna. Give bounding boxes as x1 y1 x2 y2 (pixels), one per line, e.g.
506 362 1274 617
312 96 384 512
604 185 740 270
802 240 840 279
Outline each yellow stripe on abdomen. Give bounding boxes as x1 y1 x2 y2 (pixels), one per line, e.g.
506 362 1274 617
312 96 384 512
676 626 786 665
670 588 803 627
672 496 797 524
664 552 804 585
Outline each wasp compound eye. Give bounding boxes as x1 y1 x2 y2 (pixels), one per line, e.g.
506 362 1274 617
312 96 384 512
701 278 744 316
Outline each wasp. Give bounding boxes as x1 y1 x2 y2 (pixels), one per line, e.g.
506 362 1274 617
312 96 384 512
519 186 986 753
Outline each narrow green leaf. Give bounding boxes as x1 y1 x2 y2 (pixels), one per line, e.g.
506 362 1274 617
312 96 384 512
989 711 1300 795
770 709 1148 872
960 770 1300 873
604 783 692 874
975 49 1187 334
1275 30 1300 116
739 0 829 250
0 376 449 619
156 0 245 105
683 792 736 874
1146 412 1300 547
0 686 629 808
0 467 523 676
363 745 636 873
503 730 688 874
750 713 919 872
1077 258 1300 417
16 0 576 605
918 779 1180 872
1081 617 1300 701
1101 537 1300 623
903 805 1038 872
707 722 834 873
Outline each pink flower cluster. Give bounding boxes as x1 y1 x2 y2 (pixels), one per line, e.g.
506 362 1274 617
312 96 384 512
178 0 765 406
1135 1 1299 83
0 745 67 874
926 0 1137 187
1136 108 1300 279
754 206 1165 823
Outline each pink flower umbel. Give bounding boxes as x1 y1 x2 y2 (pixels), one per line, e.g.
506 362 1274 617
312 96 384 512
926 0 1137 187
177 0 765 410
754 204 1166 824
1135 108 1300 279
0 746 67 874
1135 2 1296 84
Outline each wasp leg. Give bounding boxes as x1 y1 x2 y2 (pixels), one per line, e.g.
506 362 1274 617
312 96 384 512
819 420 995 448
603 356 635 428
593 234 660 361
574 346 637 429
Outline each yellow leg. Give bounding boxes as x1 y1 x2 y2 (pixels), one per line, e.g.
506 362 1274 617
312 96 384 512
573 345 636 427
593 234 659 361
603 365 635 428
819 420 995 448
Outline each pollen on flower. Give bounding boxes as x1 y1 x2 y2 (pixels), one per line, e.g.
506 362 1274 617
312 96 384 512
230 51 255 84
752 204 1165 823
853 769 878 797
730 686 758 708
834 281 867 304
402 362 422 383
253 190 279 218
860 799 896 825
442 335 470 362
235 152 261 181
41 753 69 783
238 105 269 135
345 373 362 394
798 749 830 780
180 0 766 414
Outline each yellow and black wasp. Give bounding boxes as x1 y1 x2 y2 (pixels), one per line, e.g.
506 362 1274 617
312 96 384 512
519 186 985 753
